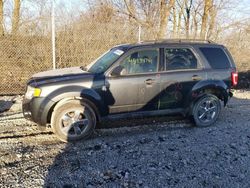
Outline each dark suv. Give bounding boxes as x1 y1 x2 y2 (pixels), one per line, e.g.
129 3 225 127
23 40 238 142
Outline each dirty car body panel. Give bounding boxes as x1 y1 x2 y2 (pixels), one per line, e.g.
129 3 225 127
22 40 237 127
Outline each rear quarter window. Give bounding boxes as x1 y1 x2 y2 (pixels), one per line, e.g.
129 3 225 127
200 47 231 69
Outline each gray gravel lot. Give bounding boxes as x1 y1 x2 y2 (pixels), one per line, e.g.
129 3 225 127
0 90 250 188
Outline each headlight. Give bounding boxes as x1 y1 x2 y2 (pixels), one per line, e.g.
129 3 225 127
25 86 42 99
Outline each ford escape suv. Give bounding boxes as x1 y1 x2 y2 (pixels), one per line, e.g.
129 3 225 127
23 40 238 142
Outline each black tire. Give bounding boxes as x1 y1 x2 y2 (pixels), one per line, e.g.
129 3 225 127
51 100 96 142
192 94 221 127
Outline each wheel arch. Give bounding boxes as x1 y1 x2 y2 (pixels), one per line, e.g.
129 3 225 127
185 80 229 115
44 86 104 124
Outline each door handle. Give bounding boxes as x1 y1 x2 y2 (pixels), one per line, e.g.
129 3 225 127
145 79 155 85
192 75 202 81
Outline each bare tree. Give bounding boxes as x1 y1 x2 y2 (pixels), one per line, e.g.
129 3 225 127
184 0 192 38
200 0 211 39
110 0 158 39
207 0 229 40
157 0 175 39
172 5 177 37
124 0 137 22
176 0 193 39
12 0 21 35
121 0 159 27
0 0 3 36
176 0 184 37
207 3 217 39
191 0 203 39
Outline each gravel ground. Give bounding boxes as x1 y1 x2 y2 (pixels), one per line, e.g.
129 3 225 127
0 90 250 188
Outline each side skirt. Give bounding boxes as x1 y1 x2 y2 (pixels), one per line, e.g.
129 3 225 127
101 108 185 121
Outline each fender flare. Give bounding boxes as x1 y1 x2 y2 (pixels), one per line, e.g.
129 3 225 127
38 86 105 125
184 80 229 114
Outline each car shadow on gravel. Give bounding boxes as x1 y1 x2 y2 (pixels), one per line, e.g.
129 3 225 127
43 114 195 188
43 94 250 188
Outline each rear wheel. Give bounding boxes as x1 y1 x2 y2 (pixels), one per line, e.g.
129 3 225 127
192 94 221 127
51 100 96 142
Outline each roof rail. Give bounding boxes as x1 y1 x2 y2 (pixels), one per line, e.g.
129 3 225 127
140 39 215 44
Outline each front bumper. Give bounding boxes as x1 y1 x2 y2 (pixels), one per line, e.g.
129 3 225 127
22 97 55 126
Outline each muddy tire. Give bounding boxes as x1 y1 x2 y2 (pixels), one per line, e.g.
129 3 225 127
51 100 96 142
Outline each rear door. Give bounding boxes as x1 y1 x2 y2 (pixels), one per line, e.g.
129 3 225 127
159 46 206 109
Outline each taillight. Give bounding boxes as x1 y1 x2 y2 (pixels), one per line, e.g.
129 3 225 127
231 72 238 86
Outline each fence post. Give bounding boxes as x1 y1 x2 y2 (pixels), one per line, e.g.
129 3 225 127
51 0 56 69
138 24 141 43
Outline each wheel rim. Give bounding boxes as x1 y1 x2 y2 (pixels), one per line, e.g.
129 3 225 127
60 108 90 138
197 99 218 124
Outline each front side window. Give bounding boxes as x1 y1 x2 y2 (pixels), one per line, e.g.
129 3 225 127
120 49 159 75
165 48 198 71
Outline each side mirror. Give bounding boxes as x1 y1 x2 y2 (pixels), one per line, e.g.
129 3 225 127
111 65 124 77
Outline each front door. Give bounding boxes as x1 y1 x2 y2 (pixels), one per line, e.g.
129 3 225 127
159 47 206 109
106 48 161 114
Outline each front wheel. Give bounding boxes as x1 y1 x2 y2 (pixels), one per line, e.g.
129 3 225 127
192 94 221 127
51 100 96 142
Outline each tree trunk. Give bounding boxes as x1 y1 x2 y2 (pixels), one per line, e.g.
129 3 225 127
157 0 175 39
127 0 136 21
173 6 177 38
193 12 198 39
12 0 21 35
177 0 185 38
185 12 190 39
200 0 211 39
207 4 217 39
184 0 192 39
0 0 3 36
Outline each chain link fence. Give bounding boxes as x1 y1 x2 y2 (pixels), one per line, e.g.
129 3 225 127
2 15 248 95
0 35 52 95
55 22 141 68
0 20 145 95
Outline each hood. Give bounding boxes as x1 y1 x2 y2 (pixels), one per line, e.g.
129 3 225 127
28 66 95 87
32 67 86 78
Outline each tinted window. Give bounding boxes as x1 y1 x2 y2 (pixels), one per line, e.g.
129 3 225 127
200 47 230 69
165 48 197 70
120 49 158 75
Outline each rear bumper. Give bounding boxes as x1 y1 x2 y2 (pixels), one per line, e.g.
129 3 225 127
22 97 55 126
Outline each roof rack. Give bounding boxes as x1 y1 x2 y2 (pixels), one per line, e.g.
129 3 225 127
140 39 215 44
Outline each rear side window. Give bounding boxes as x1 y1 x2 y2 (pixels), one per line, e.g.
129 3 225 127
200 47 231 69
165 48 198 71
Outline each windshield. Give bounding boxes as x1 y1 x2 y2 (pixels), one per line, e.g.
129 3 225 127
86 48 124 73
